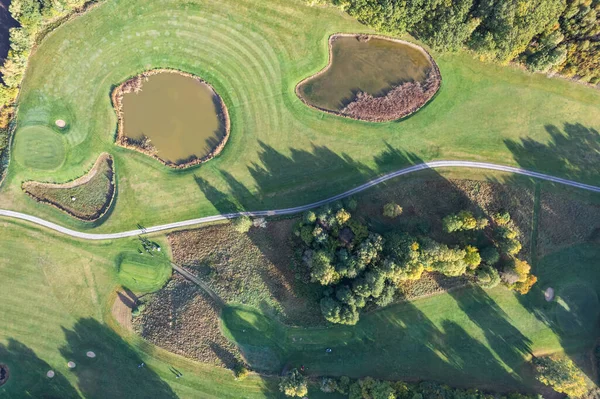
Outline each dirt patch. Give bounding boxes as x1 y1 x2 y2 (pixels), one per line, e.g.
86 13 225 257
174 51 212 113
111 290 135 331
22 152 116 221
0 363 9 387
169 220 323 326
133 275 242 368
295 33 441 122
111 69 230 169
537 189 600 258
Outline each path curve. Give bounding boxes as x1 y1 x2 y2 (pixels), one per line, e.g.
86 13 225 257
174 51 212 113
1 161 599 241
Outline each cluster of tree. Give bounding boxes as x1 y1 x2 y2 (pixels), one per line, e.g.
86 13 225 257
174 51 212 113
279 368 308 398
294 202 536 325
0 0 90 118
319 375 541 399
321 0 599 85
533 355 587 397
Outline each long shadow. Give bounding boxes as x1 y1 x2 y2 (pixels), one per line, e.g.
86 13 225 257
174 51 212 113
504 123 600 186
193 140 543 392
59 318 178 398
0 338 78 398
447 286 534 381
502 122 600 383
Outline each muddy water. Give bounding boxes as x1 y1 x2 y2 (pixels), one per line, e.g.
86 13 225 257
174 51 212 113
121 73 226 164
298 36 433 112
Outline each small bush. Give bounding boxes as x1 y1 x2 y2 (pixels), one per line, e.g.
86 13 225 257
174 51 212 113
383 202 403 218
476 265 500 289
232 216 252 233
480 246 500 265
533 355 587 397
233 363 249 380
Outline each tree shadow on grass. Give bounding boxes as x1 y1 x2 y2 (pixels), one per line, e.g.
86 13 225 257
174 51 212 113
59 318 178 399
0 338 78 398
504 123 600 186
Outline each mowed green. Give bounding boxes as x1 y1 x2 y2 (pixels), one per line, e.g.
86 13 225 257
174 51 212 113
0 222 277 398
116 252 172 293
12 126 65 170
221 243 600 393
0 0 598 232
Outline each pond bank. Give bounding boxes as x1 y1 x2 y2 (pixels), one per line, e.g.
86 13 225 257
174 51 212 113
111 69 230 168
296 34 441 122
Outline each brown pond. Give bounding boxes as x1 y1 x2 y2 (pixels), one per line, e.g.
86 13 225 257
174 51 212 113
120 72 227 165
297 35 437 118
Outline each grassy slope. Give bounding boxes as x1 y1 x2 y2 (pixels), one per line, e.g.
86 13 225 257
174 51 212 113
0 0 597 232
0 220 277 398
222 243 600 393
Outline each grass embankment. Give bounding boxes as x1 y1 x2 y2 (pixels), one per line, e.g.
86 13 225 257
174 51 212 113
0 221 276 398
22 153 115 221
0 0 598 233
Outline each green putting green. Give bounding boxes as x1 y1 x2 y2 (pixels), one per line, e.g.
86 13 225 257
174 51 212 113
12 125 66 170
117 252 172 293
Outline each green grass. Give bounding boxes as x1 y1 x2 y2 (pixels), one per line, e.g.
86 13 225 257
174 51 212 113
11 125 65 170
22 153 114 220
222 243 600 393
116 252 172 293
0 221 278 398
0 0 598 233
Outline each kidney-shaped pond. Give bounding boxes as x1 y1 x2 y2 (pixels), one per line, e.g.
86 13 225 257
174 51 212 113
115 71 229 167
297 35 441 122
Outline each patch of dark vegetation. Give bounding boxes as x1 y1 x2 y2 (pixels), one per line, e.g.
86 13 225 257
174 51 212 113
132 275 243 369
314 374 541 399
0 363 9 387
341 68 441 122
22 152 115 221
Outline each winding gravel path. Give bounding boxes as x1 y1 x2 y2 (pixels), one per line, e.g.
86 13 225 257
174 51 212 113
1 160 598 241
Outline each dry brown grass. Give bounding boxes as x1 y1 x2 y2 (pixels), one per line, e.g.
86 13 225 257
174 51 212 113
133 275 242 368
341 71 440 122
169 220 323 326
537 189 600 258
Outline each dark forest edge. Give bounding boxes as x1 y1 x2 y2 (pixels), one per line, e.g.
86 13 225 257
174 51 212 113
310 0 599 86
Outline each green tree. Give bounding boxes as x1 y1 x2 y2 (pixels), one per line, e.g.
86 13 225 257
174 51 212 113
383 202 403 218
279 369 308 397
533 355 587 397
310 250 338 285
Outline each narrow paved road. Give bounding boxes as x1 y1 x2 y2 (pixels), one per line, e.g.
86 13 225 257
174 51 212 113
1 160 599 241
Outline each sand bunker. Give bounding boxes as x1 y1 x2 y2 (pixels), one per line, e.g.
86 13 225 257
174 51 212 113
55 120 66 128
544 287 555 302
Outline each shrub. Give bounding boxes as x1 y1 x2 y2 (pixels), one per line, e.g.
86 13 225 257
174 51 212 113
493 211 511 226
303 210 316 223
279 369 308 397
533 355 587 397
463 245 481 269
480 246 500 265
476 265 500 289
442 210 477 232
383 202 403 218
320 377 338 393
232 216 252 233
233 363 249 380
